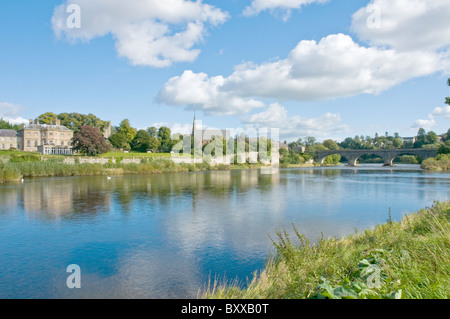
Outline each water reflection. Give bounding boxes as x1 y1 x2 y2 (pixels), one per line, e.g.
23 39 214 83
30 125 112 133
0 165 448 298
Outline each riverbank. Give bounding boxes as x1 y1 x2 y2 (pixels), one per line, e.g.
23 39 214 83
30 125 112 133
0 157 276 182
202 201 450 299
421 154 450 171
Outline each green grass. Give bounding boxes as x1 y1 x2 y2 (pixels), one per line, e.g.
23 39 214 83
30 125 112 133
98 151 173 158
421 154 450 171
0 156 267 182
202 201 450 299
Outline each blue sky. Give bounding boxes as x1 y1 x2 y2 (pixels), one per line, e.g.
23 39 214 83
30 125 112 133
0 0 449 141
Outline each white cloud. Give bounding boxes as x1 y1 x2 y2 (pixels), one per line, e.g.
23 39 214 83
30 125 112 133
352 0 450 52
52 0 229 68
0 102 29 125
431 105 450 119
413 105 450 130
244 103 350 140
158 34 446 115
243 0 328 19
156 70 266 116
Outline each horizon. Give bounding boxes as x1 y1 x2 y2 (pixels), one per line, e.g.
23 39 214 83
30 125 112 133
1 1 449 143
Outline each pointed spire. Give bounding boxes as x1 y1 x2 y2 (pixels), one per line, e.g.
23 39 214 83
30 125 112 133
192 110 197 136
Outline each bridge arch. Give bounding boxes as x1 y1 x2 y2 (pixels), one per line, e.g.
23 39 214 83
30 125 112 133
316 148 437 167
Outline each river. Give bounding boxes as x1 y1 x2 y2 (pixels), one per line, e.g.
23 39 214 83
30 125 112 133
0 164 448 298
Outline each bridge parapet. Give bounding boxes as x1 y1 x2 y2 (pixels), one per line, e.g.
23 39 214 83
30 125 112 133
316 148 437 166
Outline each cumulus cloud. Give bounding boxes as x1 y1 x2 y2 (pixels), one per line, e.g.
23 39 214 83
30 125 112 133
0 102 29 125
158 34 446 115
413 105 450 130
52 0 229 68
156 70 266 116
352 0 450 52
244 103 350 140
243 0 328 19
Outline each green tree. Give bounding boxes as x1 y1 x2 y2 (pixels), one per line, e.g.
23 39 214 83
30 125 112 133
57 112 110 134
323 139 340 150
131 130 160 153
109 132 130 150
118 119 137 143
147 127 158 138
158 126 173 153
72 125 111 156
437 140 450 155
38 112 58 124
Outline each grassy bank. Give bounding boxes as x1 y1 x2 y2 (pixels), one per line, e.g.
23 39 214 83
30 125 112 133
0 157 268 182
421 154 450 171
202 201 450 299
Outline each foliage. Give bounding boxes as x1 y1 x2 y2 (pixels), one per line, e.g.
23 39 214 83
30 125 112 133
9 154 41 163
54 112 110 134
109 132 130 150
118 119 137 143
203 201 450 299
38 112 58 124
421 154 450 170
0 118 24 131
158 126 173 153
72 125 112 156
131 129 160 153
437 140 450 155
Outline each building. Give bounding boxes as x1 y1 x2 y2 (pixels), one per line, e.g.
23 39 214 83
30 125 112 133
17 119 74 155
0 129 19 151
192 113 231 145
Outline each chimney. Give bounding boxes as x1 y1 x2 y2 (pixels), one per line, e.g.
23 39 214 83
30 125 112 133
55 119 61 126
34 118 39 125
29 119 33 125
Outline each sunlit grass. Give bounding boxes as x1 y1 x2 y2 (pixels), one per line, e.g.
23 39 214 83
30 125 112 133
202 201 450 299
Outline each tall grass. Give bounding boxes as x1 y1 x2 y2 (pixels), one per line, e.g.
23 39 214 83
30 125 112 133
0 157 263 182
421 154 450 171
202 201 450 299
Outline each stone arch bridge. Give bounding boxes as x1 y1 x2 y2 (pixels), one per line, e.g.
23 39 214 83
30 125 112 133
316 148 437 166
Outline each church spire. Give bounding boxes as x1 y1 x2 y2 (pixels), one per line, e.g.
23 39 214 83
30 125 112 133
192 111 197 136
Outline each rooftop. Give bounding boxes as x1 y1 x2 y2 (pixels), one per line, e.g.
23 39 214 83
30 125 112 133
0 129 18 137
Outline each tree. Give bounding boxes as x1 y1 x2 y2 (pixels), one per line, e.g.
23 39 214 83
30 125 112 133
437 140 450 155
158 126 173 153
55 112 110 135
131 130 160 153
72 125 111 156
38 112 58 124
323 139 340 150
118 119 137 143
109 132 130 150
147 127 158 138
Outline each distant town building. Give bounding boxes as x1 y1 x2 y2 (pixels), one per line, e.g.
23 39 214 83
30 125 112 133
0 129 19 151
192 113 231 145
401 137 416 144
17 119 74 155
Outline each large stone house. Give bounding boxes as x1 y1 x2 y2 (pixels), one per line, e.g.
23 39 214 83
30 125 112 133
0 129 19 151
17 119 74 155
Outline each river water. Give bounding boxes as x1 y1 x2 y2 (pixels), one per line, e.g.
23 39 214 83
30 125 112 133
0 164 448 298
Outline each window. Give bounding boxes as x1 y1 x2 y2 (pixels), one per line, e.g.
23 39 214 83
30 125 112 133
27 140 31 147
34 132 38 137
1 137 4 141
34 140 38 147
61 141 65 146
10 144 13 149
1 144 4 150
27 132 31 136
